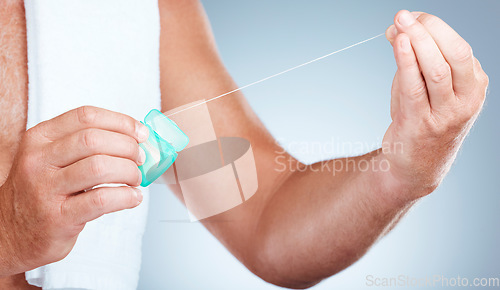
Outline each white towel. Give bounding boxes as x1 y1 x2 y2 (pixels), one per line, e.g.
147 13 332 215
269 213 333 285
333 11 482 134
24 0 161 289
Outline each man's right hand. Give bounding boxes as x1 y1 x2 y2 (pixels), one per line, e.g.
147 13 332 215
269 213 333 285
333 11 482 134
0 106 148 277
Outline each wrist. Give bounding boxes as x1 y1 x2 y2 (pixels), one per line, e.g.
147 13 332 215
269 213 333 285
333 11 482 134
0 273 39 289
0 180 24 276
365 150 418 209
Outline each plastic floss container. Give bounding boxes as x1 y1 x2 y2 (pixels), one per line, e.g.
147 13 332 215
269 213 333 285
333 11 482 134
138 109 189 187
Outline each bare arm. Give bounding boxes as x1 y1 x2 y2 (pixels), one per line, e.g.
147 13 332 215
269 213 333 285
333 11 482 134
158 2 487 288
0 0 28 182
0 2 37 288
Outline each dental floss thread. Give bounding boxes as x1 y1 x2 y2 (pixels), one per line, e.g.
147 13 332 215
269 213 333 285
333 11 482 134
166 33 385 117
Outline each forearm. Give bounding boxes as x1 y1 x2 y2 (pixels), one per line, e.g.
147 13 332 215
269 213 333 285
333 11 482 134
0 0 28 181
0 2 36 287
250 150 415 288
0 181 26 278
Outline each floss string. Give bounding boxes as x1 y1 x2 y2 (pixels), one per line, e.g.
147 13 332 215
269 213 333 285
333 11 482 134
167 32 385 117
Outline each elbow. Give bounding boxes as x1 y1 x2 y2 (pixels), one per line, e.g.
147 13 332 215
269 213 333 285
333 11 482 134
251 258 323 289
262 274 321 289
247 239 325 289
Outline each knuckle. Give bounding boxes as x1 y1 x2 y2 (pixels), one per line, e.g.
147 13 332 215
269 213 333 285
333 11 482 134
91 189 107 211
429 63 451 84
76 106 98 126
481 71 490 87
123 118 137 136
89 156 107 179
82 129 99 151
126 139 139 158
473 58 489 87
452 42 473 64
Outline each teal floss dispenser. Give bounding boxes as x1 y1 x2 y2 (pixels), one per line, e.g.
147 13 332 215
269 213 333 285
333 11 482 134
138 109 189 187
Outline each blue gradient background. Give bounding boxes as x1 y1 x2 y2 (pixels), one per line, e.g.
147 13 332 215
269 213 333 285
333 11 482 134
139 1 500 289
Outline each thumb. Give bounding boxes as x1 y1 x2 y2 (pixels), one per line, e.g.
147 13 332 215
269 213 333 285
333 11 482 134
386 12 425 45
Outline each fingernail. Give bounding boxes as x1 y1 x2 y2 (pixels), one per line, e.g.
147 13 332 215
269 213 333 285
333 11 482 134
138 147 146 165
136 123 149 143
411 11 422 19
133 188 143 203
137 168 143 185
400 35 411 53
398 10 416 27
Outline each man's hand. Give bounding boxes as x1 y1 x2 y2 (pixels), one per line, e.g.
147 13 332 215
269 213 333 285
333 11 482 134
382 11 489 200
0 106 148 277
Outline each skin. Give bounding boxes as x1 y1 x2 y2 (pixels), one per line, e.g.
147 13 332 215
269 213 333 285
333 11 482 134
0 0 489 289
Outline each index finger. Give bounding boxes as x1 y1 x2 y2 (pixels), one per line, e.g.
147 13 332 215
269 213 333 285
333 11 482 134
38 106 149 142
